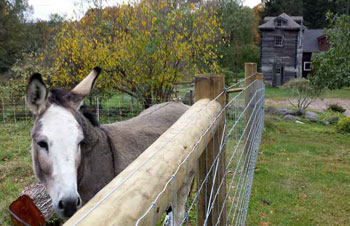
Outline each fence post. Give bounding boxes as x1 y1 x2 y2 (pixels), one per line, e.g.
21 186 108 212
189 90 193 106
96 97 100 122
195 74 225 226
13 98 16 125
2 97 5 123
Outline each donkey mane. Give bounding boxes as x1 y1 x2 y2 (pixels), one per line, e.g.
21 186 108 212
49 88 99 127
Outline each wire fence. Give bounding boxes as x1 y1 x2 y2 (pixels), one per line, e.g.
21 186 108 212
2 66 264 226
135 77 265 226
0 83 194 124
62 67 264 226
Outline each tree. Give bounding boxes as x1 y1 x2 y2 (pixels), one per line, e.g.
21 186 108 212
0 0 31 73
282 78 323 111
39 1 220 107
216 1 259 76
261 0 350 28
260 0 303 19
310 13 350 90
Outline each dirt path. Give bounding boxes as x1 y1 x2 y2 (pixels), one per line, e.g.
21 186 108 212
266 98 350 116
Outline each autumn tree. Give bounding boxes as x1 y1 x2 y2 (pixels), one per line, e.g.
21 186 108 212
41 1 220 107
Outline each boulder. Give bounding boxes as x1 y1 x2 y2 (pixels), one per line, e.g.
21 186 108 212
265 106 277 114
283 114 296 121
305 111 319 122
305 111 318 118
276 108 295 116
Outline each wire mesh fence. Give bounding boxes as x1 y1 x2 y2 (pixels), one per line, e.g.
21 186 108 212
62 67 264 226
0 82 194 124
134 75 265 226
2 66 264 226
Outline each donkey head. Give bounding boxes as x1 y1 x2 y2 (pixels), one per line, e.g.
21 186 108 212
25 68 101 218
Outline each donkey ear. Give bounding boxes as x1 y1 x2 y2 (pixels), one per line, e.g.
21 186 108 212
70 67 102 109
25 73 48 115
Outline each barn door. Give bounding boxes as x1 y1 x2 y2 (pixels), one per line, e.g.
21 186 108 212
275 66 283 86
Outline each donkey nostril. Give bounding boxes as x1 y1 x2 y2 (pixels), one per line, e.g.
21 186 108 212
77 197 81 206
58 200 64 210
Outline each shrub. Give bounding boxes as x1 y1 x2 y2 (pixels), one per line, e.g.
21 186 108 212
327 103 346 113
282 78 324 111
336 117 350 133
319 111 344 124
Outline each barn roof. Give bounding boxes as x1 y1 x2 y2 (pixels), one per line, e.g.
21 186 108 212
259 13 302 30
303 29 324 53
264 16 303 23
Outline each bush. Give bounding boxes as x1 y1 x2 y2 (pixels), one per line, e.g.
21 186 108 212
282 78 324 111
336 117 350 133
319 111 344 124
220 69 244 86
327 103 346 113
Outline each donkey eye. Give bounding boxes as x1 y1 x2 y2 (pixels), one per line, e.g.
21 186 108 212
37 141 49 151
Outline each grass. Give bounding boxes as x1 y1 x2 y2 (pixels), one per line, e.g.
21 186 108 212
246 115 350 225
0 121 34 225
266 87 350 100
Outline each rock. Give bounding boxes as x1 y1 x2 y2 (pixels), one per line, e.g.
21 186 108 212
305 111 318 118
283 115 296 121
276 108 295 116
305 111 319 122
296 120 304 124
265 106 277 114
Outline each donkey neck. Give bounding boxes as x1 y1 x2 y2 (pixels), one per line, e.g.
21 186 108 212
73 112 116 203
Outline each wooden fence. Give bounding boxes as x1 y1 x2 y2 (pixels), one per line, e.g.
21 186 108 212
63 63 264 225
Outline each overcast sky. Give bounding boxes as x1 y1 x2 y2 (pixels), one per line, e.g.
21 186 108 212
28 0 261 20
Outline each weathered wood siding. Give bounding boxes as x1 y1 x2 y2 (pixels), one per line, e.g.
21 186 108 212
260 28 302 86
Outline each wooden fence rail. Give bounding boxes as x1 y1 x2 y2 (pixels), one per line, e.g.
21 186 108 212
63 63 263 226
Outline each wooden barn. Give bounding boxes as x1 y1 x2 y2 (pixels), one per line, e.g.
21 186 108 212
259 13 329 87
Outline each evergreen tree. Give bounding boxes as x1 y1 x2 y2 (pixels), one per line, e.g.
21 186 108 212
0 0 30 73
261 0 350 28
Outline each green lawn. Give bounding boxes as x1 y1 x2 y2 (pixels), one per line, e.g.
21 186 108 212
0 122 35 225
266 87 350 100
246 115 350 225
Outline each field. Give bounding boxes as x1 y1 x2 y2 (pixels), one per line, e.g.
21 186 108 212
246 115 350 225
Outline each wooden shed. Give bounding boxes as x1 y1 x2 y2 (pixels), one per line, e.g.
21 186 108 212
259 13 304 87
259 13 330 87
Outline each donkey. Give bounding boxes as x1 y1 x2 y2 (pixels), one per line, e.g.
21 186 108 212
25 67 189 219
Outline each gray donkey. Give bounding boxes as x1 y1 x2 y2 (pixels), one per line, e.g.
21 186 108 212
25 67 189 219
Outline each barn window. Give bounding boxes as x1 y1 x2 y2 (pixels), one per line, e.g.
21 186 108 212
276 67 281 74
277 19 282 26
274 36 283 47
304 62 311 71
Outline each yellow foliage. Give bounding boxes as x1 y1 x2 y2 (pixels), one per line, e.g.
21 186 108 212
42 0 221 105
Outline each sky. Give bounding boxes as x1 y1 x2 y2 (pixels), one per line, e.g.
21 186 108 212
28 0 262 21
